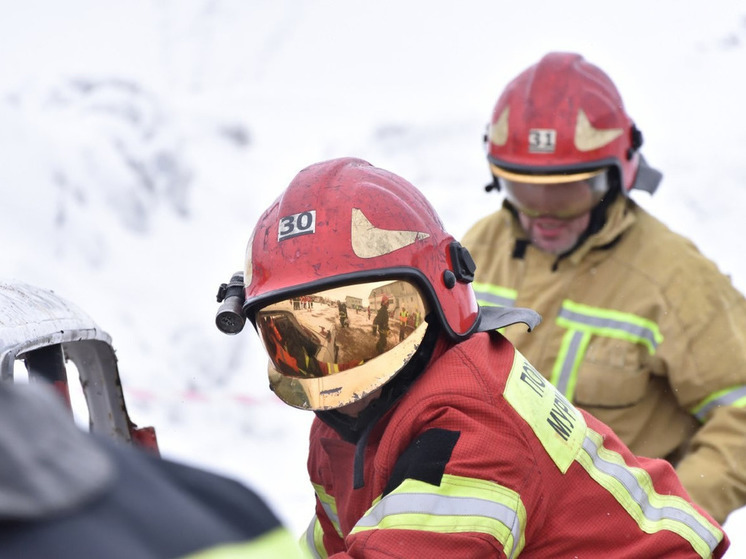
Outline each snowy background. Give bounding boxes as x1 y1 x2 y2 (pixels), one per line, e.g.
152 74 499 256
3 0 746 553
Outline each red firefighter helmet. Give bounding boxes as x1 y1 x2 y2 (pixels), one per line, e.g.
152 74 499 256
244 157 478 338
485 52 661 194
242 158 480 409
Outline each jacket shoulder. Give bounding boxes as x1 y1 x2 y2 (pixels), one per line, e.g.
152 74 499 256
426 332 515 398
620 205 742 301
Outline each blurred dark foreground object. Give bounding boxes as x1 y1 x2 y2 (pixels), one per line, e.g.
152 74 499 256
0 279 305 557
0 381 305 558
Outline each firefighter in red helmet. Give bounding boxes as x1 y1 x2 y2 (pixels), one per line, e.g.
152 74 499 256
226 157 727 557
372 293 391 355
462 51 746 523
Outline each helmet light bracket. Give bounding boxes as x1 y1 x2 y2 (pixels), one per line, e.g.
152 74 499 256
449 242 476 284
626 124 644 160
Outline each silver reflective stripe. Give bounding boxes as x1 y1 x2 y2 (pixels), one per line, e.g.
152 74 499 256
303 516 324 559
558 307 660 350
553 303 662 400
555 330 585 396
319 500 340 533
354 492 522 559
472 289 516 308
313 483 343 538
693 385 746 421
582 435 720 553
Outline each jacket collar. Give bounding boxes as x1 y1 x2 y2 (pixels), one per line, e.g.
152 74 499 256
315 323 450 489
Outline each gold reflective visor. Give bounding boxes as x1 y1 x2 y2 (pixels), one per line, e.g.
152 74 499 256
255 279 428 410
490 163 604 184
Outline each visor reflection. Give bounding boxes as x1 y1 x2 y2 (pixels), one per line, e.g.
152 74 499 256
255 280 428 410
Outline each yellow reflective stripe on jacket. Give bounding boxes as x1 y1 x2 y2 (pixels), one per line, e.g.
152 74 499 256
558 300 663 351
552 299 663 400
350 474 526 559
504 348 723 556
472 282 517 308
312 482 343 538
576 429 724 558
301 515 327 559
690 385 746 422
474 283 745 428
182 527 308 558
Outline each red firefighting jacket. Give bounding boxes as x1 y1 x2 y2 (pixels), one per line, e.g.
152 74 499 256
302 332 728 558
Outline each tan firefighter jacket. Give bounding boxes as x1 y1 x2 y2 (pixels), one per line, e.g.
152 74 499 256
462 194 746 523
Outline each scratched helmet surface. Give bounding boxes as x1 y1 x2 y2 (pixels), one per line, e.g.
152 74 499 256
486 52 659 193
243 157 479 409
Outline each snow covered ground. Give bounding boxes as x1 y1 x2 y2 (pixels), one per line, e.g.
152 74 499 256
3 0 746 553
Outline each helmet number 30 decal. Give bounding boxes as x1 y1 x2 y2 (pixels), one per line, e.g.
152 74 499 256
278 210 316 241
528 129 557 153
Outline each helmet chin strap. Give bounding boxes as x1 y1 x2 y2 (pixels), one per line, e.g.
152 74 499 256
484 175 500 193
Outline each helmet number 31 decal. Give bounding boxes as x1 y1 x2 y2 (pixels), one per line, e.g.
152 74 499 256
278 210 316 241
528 129 557 153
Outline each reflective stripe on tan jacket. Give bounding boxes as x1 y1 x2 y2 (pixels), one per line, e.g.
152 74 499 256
462 195 746 523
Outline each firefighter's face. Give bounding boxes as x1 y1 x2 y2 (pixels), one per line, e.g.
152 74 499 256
517 211 591 255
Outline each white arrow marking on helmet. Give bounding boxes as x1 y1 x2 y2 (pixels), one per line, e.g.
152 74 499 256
244 230 255 286
574 109 624 152
489 106 510 147
351 208 430 259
